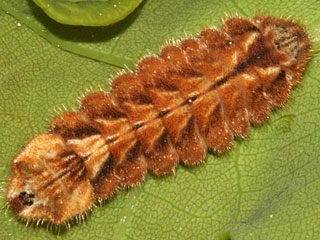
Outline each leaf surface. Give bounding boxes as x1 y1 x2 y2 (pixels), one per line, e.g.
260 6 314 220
0 0 320 239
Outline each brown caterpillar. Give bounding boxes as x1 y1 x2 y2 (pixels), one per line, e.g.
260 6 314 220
6 15 311 225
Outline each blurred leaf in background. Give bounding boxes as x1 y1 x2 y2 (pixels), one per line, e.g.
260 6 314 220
0 0 319 239
32 0 143 26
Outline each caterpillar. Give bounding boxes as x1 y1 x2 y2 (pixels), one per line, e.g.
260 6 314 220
6 15 311 226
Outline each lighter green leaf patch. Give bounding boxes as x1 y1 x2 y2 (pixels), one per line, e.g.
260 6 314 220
32 0 143 26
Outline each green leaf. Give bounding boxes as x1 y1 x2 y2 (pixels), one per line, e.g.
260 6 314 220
32 0 143 26
0 0 320 240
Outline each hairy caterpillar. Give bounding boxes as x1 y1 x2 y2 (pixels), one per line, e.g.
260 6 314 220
6 15 311 226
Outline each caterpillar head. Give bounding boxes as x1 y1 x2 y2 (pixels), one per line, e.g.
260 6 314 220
6 134 94 225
